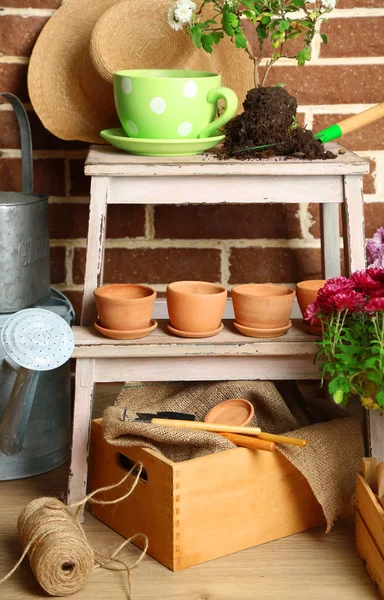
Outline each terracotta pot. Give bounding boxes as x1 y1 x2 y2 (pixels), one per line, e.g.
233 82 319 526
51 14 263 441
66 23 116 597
296 280 326 334
166 281 227 333
231 284 295 329
94 284 156 330
296 280 326 318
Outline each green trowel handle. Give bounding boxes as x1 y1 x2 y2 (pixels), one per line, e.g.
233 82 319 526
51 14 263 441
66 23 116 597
315 102 384 143
198 87 238 139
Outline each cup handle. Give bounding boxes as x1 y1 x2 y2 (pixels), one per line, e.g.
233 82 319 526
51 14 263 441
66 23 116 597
197 87 238 139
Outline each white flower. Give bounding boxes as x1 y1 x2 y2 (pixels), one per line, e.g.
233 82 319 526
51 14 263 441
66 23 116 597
174 3 193 24
321 0 336 9
168 6 184 30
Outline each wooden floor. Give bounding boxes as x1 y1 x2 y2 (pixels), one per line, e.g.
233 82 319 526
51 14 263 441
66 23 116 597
0 384 379 599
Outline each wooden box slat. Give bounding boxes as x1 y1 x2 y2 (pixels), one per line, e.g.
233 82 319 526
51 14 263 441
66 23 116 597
91 419 325 570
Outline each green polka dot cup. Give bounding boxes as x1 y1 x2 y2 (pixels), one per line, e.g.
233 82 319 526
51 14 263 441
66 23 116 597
114 69 238 140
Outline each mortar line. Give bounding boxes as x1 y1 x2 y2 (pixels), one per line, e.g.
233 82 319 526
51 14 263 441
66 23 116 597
145 205 155 240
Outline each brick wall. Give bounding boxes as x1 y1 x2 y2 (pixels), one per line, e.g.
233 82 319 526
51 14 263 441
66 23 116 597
1 1 383 321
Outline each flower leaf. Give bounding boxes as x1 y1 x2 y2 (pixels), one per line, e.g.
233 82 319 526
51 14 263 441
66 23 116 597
320 32 328 44
235 31 248 48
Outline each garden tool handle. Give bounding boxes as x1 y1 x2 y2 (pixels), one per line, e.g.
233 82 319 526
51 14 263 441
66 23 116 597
0 92 33 193
151 418 261 435
337 102 384 136
219 432 276 452
257 432 307 447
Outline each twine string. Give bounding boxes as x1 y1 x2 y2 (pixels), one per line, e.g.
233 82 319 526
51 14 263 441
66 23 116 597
0 462 148 598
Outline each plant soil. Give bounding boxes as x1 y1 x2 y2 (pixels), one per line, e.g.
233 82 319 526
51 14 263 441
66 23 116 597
223 87 336 160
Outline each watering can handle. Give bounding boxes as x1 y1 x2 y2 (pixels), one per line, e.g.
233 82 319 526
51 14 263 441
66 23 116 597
0 92 33 194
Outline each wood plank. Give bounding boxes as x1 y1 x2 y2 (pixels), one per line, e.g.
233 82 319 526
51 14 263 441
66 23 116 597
80 176 108 325
320 202 341 279
107 175 344 205
362 458 378 490
85 143 369 177
93 354 320 382
73 320 319 357
356 511 384 597
356 473 384 556
67 358 95 521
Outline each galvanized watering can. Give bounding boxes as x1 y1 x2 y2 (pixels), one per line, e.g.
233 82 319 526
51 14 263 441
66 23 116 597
0 92 50 312
0 298 74 472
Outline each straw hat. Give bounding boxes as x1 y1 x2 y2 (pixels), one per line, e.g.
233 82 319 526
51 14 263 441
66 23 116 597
28 0 253 143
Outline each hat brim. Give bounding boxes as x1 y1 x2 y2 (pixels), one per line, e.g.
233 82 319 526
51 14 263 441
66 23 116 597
28 0 253 143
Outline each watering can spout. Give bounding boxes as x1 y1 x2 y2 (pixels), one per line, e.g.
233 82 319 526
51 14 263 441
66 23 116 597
0 367 39 455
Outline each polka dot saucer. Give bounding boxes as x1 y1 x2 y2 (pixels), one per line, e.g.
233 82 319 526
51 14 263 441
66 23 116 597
100 127 225 157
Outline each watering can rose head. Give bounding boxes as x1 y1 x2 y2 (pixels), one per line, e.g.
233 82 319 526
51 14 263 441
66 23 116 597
167 0 337 87
307 269 384 413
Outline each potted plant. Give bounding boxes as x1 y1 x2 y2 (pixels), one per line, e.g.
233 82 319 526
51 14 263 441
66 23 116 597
168 0 337 158
305 270 384 412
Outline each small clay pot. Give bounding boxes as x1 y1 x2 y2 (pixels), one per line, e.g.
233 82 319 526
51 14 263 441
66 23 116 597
166 281 227 333
296 280 326 318
296 280 326 334
204 399 254 427
94 284 156 330
231 284 295 329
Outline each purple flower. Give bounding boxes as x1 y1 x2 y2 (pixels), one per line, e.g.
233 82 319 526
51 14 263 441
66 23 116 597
367 227 384 267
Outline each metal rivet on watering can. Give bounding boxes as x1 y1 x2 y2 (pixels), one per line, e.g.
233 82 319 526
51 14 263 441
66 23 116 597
0 309 74 456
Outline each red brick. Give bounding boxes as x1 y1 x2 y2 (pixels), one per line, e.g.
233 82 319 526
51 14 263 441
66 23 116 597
69 159 90 196
337 0 384 6
0 157 65 195
1 0 61 6
49 203 146 239
73 247 221 285
261 65 384 104
0 110 88 150
154 204 301 239
50 246 66 284
0 64 29 103
0 16 49 56
313 113 384 151
229 247 322 284
59 290 83 325
365 203 384 238
106 205 146 238
320 18 384 58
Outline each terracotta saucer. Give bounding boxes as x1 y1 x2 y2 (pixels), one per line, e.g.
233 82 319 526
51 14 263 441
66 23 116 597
204 398 254 427
167 322 224 339
304 322 322 336
94 319 158 340
234 320 292 338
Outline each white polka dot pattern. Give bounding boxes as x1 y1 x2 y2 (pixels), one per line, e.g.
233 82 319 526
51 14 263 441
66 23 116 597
121 78 132 94
183 81 198 98
126 120 138 135
150 97 167 114
177 122 193 137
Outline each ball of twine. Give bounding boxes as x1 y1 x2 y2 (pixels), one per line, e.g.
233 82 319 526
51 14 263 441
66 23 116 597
0 464 148 598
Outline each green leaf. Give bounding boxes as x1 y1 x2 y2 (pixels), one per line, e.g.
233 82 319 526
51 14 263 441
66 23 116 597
190 24 203 49
235 31 248 48
366 372 383 385
257 24 268 40
211 31 224 44
260 15 271 25
363 356 380 369
296 46 311 66
241 0 256 8
292 0 305 6
279 19 291 32
222 12 235 36
201 34 214 53
242 9 256 21
377 390 384 407
320 32 328 44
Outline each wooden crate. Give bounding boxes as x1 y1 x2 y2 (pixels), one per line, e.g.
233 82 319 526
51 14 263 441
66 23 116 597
356 461 384 598
90 418 325 570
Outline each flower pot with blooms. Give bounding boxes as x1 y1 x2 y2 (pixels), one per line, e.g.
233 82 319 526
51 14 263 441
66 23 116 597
168 0 337 159
305 270 384 412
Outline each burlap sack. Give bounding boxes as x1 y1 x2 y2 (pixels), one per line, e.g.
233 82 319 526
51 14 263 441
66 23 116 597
103 380 364 530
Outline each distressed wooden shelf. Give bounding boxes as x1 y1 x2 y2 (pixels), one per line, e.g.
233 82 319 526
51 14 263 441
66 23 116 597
73 319 318 359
